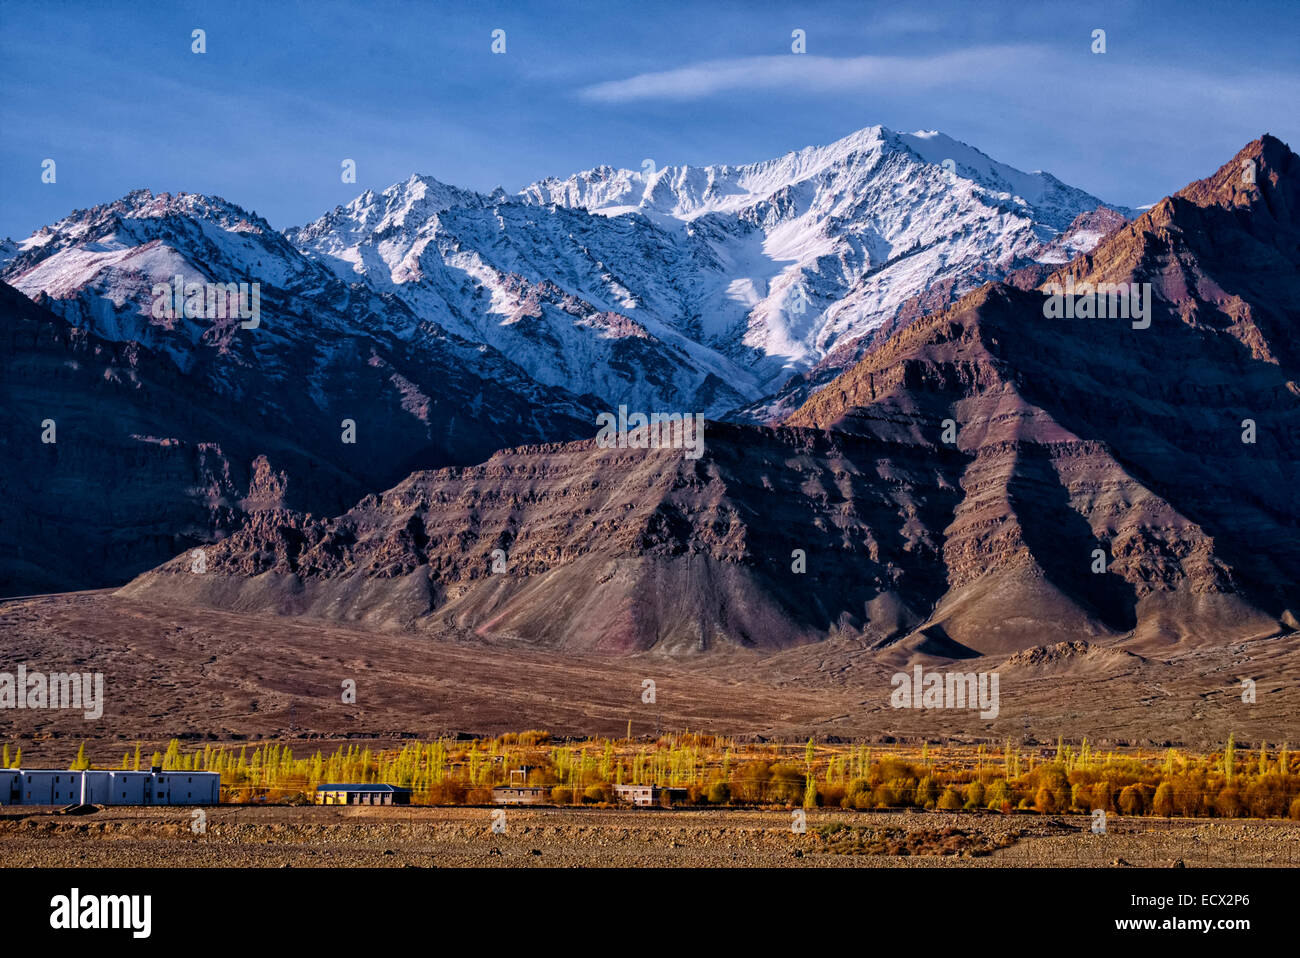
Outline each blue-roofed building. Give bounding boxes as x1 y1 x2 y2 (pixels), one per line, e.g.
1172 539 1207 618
315 783 411 806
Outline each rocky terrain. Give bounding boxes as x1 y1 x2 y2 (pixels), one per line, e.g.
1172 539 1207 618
2 805 1295 868
735 204 1133 424
119 422 962 653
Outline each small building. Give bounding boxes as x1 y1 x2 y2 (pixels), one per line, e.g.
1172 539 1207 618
612 783 688 807
107 771 151 805
79 770 112 804
492 785 549 805
0 770 16 804
151 770 221 805
315 783 411 806
0 768 219 806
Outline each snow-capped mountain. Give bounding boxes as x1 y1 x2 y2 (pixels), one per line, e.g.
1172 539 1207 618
287 175 759 415
3 123 1128 433
288 125 1127 416
0 124 1153 600
0 189 601 526
522 127 1131 364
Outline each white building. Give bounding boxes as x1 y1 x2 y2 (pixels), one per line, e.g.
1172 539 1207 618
0 767 220 806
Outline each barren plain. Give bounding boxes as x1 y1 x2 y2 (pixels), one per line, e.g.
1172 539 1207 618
2 805 1297 868
2 591 1298 762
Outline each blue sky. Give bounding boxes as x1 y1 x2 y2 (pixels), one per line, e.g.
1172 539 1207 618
2 0 1297 238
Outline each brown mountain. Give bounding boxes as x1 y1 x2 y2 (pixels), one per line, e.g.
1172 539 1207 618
120 138 1300 656
0 281 319 594
118 422 963 654
788 134 1300 652
0 278 595 596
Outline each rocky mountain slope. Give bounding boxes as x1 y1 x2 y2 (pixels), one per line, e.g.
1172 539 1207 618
788 134 1300 652
0 125 1124 596
121 137 1298 656
0 281 300 593
119 422 959 654
728 205 1132 424
0 192 598 595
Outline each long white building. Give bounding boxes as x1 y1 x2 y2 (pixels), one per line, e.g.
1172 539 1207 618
0 767 220 805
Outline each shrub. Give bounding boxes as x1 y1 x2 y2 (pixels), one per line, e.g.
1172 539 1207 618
1118 784 1145 816
1070 782 1090 812
1243 774 1289 818
1214 786 1240 818
1289 796 1300 821
821 784 846 808
937 788 962 810
964 781 986 809
869 758 915 787
425 781 467 805
1035 785 1057 814
1091 780 1114 812
768 764 804 804
707 781 731 805
1153 782 1175 817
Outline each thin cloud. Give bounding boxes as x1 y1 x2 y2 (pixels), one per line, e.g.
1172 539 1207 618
578 46 1047 103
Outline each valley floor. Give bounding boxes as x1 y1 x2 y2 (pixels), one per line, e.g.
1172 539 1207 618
1 592 1298 755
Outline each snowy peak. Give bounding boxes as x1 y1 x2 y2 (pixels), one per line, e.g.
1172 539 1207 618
281 123 1129 417
6 122 1130 427
290 174 485 244
520 124 1125 229
30 188 276 245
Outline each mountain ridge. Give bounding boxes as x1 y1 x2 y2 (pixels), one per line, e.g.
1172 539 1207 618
119 136 1299 656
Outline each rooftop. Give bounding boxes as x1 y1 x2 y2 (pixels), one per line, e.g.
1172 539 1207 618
316 783 411 793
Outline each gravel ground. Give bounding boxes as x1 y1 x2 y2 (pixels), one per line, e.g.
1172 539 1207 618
2 805 1297 868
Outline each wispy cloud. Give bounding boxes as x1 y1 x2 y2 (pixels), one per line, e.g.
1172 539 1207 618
579 46 1046 103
